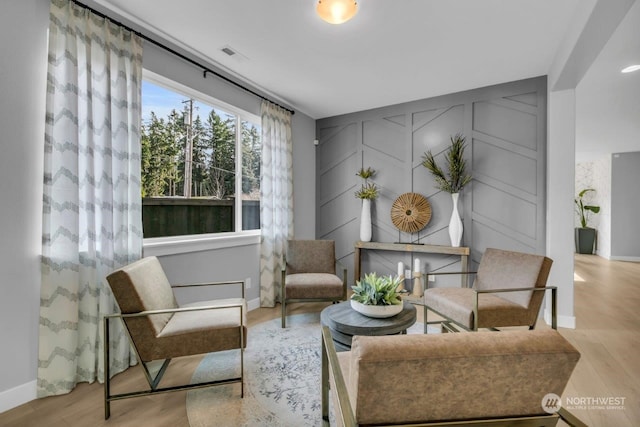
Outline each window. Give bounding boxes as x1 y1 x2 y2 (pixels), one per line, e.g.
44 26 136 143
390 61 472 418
141 73 261 238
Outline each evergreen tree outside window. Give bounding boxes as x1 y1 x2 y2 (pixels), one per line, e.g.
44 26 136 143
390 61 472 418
141 76 261 237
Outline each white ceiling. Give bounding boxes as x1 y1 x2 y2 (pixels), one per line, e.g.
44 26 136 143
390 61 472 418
95 0 639 158
575 0 640 162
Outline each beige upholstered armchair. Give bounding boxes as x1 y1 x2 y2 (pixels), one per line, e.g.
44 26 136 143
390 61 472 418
322 326 587 426
104 256 246 419
424 248 555 332
281 240 347 327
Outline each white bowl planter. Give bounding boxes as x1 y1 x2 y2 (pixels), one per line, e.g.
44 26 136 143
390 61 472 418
350 300 403 318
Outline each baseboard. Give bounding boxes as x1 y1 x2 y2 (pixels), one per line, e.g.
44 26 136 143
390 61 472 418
544 309 576 329
609 256 640 262
0 380 36 414
247 297 261 311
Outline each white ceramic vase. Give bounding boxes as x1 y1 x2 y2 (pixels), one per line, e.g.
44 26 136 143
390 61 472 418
360 199 372 242
350 300 403 318
449 193 463 247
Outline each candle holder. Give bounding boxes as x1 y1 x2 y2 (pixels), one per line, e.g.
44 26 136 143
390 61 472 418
411 271 423 297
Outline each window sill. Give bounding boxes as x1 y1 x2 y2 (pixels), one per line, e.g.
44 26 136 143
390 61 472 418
143 230 261 257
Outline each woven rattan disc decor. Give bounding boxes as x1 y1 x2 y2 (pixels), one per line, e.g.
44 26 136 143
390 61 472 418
391 192 432 233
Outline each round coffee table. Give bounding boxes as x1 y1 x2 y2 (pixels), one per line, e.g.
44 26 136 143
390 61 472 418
321 300 417 351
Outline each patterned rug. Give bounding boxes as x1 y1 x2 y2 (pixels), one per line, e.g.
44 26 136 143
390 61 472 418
186 312 429 427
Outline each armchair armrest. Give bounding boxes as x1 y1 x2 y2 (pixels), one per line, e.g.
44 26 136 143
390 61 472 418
321 326 356 427
425 271 478 289
172 280 245 299
105 301 245 320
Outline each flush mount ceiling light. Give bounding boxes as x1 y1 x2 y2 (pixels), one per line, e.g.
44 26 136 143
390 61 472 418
317 0 358 24
621 64 640 73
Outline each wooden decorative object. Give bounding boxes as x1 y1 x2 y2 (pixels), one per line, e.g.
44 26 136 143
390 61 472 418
391 192 431 233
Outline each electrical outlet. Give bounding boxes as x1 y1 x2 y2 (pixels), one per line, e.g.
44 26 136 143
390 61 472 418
405 269 412 278
428 274 435 282
245 277 251 289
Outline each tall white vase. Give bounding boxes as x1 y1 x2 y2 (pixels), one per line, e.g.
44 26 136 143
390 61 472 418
449 193 463 247
360 199 372 242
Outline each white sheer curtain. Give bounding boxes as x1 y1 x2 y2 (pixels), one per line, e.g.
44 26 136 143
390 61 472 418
259 101 294 307
38 0 143 396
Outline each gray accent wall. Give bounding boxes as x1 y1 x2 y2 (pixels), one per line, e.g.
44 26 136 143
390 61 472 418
316 77 547 286
611 151 640 259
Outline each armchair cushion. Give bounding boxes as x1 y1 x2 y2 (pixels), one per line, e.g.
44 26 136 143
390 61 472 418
151 298 248 360
284 273 344 299
473 248 552 308
286 239 336 274
107 256 178 336
426 287 533 329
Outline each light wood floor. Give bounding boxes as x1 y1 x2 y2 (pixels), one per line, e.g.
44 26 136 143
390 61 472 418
1 255 638 426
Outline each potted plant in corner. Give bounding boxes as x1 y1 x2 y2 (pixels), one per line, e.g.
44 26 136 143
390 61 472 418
351 272 403 318
355 167 379 242
575 188 600 254
421 133 472 247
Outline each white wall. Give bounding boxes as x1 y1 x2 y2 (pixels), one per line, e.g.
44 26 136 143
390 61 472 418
546 89 577 328
575 157 612 258
0 0 49 411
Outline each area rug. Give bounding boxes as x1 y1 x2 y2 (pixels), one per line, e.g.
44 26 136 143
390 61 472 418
186 312 430 427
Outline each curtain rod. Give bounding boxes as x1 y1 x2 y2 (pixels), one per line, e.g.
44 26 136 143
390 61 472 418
71 0 295 115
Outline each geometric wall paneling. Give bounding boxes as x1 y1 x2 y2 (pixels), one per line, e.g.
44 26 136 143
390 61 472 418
504 92 538 108
318 190 358 238
472 181 537 240
472 99 537 151
363 117 407 162
317 76 548 284
472 137 538 196
370 185 408 243
412 105 465 165
364 146 407 200
318 155 358 205
318 122 358 171
472 221 537 256
384 114 407 127
323 219 360 261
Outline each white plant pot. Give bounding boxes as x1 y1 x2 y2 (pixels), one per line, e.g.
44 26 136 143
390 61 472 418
449 193 463 247
360 199 372 242
350 299 403 318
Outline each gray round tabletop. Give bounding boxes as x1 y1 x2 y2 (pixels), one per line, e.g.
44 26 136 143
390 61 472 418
320 300 417 351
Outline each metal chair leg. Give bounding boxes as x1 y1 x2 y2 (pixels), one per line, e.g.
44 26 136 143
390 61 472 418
281 300 286 328
104 317 111 420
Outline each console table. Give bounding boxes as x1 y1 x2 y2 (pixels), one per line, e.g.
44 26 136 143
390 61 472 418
354 241 470 287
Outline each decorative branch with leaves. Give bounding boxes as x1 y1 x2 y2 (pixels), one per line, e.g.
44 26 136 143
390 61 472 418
355 166 379 200
421 133 472 193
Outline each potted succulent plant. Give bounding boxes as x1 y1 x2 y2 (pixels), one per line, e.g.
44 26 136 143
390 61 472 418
575 188 600 254
355 167 379 242
421 133 472 247
350 272 403 318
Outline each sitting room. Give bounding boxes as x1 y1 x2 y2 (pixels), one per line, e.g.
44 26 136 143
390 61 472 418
1 0 639 426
